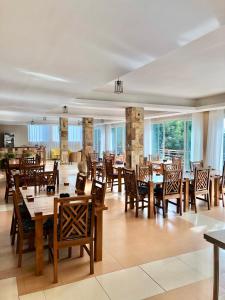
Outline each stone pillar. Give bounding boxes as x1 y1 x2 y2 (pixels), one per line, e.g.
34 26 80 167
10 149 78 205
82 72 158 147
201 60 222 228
59 117 68 164
125 107 144 169
82 117 93 160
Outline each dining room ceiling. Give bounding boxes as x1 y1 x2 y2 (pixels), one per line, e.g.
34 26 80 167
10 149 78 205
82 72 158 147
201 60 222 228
0 0 225 124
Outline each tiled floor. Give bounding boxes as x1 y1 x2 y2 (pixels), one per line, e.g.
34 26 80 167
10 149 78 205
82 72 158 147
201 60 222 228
1 162 225 299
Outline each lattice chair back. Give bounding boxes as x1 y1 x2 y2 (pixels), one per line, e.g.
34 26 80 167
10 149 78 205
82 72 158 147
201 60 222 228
75 172 87 195
163 170 183 196
194 168 210 192
190 160 203 172
163 164 179 171
172 156 182 168
38 171 57 188
136 164 152 181
54 196 94 242
20 157 36 166
91 179 106 206
123 168 138 198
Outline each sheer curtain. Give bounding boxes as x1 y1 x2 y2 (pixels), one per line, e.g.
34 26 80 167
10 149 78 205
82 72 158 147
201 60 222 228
191 112 203 161
206 110 224 173
105 124 112 151
144 119 152 157
28 124 82 158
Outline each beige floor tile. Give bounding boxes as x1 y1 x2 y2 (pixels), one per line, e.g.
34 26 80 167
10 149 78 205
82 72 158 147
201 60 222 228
140 257 205 291
44 277 109 300
97 266 164 300
19 291 45 300
0 277 18 300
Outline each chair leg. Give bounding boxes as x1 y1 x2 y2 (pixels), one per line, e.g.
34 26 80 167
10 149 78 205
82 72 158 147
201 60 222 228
222 192 225 207
5 187 9 203
125 194 128 212
68 247 72 258
163 200 166 218
111 178 114 192
80 245 84 257
135 199 138 217
18 235 23 268
207 193 210 210
179 198 182 216
53 247 58 283
194 196 197 213
90 241 94 275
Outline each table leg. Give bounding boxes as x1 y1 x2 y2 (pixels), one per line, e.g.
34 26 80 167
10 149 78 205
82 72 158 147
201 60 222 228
213 245 219 300
35 212 44 276
148 181 154 219
94 211 103 262
184 178 189 212
210 178 215 207
118 168 122 193
214 177 220 207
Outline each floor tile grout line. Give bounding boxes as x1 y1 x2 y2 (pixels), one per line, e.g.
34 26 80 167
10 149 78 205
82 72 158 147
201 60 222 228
138 265 167 293
95 276 112 300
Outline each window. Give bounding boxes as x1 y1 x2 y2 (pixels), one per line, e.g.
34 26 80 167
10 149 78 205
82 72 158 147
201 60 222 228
151 119 192 170
111 125 125 155
94 127 102 155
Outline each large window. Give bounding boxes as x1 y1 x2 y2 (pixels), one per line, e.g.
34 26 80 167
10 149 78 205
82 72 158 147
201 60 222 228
94 127 102 155
28 124 82 156
151 119 192 170
111 125 125 155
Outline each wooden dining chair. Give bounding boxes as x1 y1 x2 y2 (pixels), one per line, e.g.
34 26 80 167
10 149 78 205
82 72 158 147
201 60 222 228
190 168 211 213
154 169 183 218
105 158 121 191
163 163 180 171
4 168 14 203
123 168 149 217
190 160 203 172
52 195 95 283
75 172 87 195
12 190 35 267
37 170 57 191
89 152 99 162
91 179 106 206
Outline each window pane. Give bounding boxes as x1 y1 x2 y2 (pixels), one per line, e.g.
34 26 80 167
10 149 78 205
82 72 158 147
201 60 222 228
164 120 184 157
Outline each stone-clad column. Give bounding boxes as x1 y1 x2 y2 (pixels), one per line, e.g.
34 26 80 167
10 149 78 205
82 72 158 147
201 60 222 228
125 107 144 169
59 117 68 164
82 117 93 160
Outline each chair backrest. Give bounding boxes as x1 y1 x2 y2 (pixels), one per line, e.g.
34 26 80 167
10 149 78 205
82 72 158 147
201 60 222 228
123 168 138 198
20 157 36 166
75 172 87 195
12 190 23 236
136 164 152 180
163 170 183 197
194 168 210 192
190 160 203 172
37 170 57 187
91 179 106 206
53 161 58 172
103 152 115 163
172 156 182 168
104 158 114 177
54 195 94 243
163 163 180 171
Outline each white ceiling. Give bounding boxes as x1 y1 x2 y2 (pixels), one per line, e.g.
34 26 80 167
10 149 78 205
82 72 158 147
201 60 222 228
0 0 225 124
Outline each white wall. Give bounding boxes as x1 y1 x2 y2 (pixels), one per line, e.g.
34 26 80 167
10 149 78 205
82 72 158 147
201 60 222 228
0 125 28 147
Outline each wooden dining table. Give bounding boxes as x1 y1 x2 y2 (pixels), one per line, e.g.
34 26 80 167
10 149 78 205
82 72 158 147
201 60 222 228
138 170 221 219
20 185 107 276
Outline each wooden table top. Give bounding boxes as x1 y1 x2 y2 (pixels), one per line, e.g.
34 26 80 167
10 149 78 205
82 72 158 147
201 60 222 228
204 230 225 250
20 185 107 219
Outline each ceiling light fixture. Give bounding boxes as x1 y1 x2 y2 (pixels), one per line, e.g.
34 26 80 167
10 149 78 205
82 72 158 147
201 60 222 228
63 105 68 114
114 78 123 94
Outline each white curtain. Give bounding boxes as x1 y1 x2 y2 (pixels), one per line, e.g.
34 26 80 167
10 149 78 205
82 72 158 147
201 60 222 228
105 124 112 151
144 119 152 157
206 110 224 173
191 112 203 161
